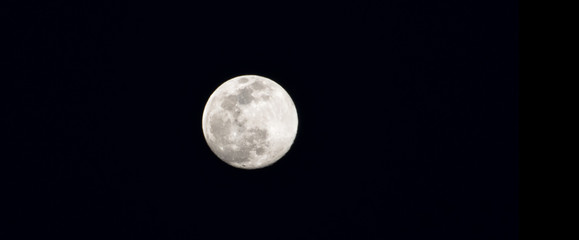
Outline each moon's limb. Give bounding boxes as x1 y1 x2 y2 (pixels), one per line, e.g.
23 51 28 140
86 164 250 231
202 75 298 169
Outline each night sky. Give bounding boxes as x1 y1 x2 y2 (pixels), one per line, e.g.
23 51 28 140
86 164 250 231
6 0 518 239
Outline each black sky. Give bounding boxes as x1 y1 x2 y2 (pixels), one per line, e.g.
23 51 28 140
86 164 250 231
5 0 518 239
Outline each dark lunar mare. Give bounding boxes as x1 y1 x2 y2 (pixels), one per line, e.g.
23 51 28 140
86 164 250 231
237 87 254 105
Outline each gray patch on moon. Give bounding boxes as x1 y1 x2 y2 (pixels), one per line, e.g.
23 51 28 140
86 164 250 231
261 95 271 101
238 77 248 83
245 128 268 145
209 116 231 143
239 128 269 160
232 107 242 119
220 95 237 111
233 114 245 128
219 145 251 163
249 80 272 102
255 147 265 155
237 87 254 105
250 80 266 91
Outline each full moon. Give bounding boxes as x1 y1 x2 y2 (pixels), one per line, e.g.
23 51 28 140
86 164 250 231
202 75 298 169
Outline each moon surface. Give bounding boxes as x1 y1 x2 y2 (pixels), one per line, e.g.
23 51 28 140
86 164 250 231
202 75 298 169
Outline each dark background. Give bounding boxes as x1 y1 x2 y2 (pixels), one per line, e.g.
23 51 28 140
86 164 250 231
5 0 518 239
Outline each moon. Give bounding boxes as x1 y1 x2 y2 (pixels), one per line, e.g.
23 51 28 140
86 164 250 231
202 75 298 169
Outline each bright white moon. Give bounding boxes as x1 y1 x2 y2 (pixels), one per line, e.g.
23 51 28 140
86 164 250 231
202 75 298 169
